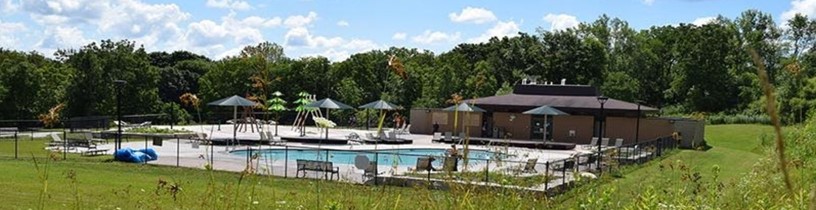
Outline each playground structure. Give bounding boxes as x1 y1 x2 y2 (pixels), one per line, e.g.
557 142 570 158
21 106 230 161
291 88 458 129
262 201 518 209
291 93 324 136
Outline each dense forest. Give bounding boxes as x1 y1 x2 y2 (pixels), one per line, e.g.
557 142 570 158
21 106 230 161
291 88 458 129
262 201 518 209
1 10 814 125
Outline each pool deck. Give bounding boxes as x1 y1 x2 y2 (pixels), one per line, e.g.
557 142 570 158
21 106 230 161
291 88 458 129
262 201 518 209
94 124 592 187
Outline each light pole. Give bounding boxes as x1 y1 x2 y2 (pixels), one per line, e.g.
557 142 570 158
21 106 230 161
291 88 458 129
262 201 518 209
596 96 608 172
114 80 127 151
635 100 642 145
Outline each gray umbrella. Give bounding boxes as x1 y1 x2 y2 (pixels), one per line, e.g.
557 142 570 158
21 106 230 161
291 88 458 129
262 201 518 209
306 98 353 139
523 105 569 141
443 103 487 112
359 100 401 136
207 95 257 142
358 100 400 110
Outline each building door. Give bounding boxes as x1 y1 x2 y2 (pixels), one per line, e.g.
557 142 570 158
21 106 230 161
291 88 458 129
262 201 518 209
531 117 543 140
531 117 552 141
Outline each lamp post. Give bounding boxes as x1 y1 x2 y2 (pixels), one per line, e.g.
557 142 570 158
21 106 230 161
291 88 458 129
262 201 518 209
635 101 642 145
596 96 608 172
114 80 127 151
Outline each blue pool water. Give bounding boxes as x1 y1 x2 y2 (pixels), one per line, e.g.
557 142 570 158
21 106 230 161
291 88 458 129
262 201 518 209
231 148 502 167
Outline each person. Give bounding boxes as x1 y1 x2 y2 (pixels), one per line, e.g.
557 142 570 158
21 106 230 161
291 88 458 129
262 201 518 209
432 121 440 133
446 144 459 158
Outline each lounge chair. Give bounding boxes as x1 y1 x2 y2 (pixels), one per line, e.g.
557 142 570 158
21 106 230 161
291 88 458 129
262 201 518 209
444 132 452 143
613 138 624 148
416 156 436 172
268 131 285 145
259 131 268 143
84 132 106 144
600 138 610 148
402 124 411 134
583 137 599 149
522 158 538 173
48 133 67 147
442 157 459 172
456 132 466 144
432 132 442 142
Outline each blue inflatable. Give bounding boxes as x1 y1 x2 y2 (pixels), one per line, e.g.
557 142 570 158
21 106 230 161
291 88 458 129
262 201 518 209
114 148 159 163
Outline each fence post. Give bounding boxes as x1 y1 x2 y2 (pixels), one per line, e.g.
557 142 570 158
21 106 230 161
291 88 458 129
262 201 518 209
484 159 489 183
561 159 566 188
374 152 379 185
63 129 67 160
325 149 330 180
14 130 18 159
284 146 288 178
176 135 180 167
544 161 549 191
144 136 148 149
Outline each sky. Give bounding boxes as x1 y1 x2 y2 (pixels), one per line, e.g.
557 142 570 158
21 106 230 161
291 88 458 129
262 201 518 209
0 0 804 61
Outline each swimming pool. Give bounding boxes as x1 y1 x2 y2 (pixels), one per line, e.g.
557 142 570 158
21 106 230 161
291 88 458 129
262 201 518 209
231 148 503 167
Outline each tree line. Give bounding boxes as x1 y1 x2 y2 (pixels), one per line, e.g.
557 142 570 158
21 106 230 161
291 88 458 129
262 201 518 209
1 9 814 125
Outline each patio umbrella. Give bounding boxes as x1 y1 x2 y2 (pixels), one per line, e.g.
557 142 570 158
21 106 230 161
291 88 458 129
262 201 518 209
358 100 400 137
207 95 257 143
443 103 486 134
306 98 353 139
443 103 487 112
523 105 569 141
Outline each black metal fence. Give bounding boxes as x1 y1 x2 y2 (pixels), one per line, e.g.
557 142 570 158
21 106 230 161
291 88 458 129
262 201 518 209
0 128 678 196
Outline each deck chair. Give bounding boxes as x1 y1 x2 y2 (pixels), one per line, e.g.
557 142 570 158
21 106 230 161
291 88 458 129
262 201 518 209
584 137 599 149
600 138 610 148
456 132 466 144
84 132 106 144
432 132 442 142
402 124 411 134
268 131 284 145
613 138 624 148
522 158 538 173
365 133 376 141
48 133 66 147
259 131 268 143
444 132 453 142
416 157 435 172
442 157 459 172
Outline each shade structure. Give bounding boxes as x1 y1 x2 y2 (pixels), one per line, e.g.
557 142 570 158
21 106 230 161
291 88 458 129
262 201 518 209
207 95 257 143
523 105 569 142
306 98 353 140
358 100 400 110
523 105 568 115
359 99 401 138
307 98 354 110
443 103 486 112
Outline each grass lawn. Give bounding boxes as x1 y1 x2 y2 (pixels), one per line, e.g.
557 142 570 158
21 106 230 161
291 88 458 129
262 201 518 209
0 137 552 209
555 124 776 207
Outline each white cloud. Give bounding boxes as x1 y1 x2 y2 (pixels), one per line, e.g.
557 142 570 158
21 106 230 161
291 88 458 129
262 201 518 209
1 0 18 13
336 20 349 27
301 48 350 62
412 30 461 44
449 7 497 24
36 26 90 50
543 13 580 31
692 16 716 26
206 0 251 10
284 11 318 28
185 13 281 48
392 32 407 40
467 21 520 43
782 0 816 23
642 0 655 5
0 21 26 48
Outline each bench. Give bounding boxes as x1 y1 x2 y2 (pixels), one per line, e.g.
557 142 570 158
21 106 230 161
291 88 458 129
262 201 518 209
82 148 109 156
296 159 339 180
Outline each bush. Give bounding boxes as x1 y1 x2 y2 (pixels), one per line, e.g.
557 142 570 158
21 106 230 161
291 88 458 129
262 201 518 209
705 113 770 125
158 102 192 125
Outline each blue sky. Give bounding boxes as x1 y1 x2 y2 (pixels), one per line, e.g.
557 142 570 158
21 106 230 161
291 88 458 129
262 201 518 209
0 0 801 61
